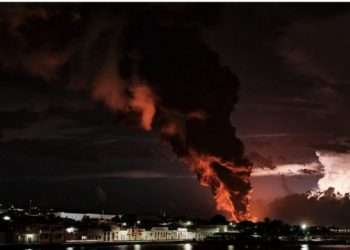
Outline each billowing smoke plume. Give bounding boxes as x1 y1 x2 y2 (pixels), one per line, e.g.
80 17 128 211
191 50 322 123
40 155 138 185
0 5 252 221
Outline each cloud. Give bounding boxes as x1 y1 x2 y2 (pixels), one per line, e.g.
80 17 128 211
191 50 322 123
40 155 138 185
252 162 321 177
241 133 292 139
276 13 350 120
267 191 350 226
316 150 350 195
247 151 274 169
0 116 92 142
0 170 193 182
0 6 79 80
262 148 350 225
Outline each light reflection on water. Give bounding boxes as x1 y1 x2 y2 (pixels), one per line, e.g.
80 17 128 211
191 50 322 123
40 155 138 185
228 245 234 250
21 244 350 250
319 246 350 248
183 243 192 250
301 244 309 250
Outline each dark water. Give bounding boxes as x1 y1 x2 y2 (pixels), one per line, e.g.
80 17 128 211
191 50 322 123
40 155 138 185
19 244 350 250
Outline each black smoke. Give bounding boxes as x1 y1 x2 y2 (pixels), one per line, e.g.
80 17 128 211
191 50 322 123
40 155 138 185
0 4 251 219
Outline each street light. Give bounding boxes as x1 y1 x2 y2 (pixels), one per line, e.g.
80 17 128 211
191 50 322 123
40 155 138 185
2 215 10 221
185 221 192 226
66 227 77 233
301 223 307 230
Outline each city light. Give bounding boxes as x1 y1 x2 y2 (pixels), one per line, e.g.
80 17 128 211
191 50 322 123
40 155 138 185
183 243 192 250
185 221 192 226
66 227 77 233
301 223 307 230
301 244 309 250
3 215 10 221
25 234 34 241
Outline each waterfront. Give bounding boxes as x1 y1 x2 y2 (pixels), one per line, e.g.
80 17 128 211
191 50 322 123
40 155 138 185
11 244 350 250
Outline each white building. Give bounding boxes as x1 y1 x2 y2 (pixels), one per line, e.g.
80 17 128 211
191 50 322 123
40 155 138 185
66 223 225 243
95 226 197 242
141 227 195 241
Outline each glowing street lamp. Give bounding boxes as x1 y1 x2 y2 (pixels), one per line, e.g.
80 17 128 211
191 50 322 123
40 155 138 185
66 227 77 233
301 223 307 230
2 215 10 221
185 221 192 226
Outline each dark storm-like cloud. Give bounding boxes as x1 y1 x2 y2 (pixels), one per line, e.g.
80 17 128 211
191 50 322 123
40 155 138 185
0 136 192 180
276 14 350 122
0 79 192 182
0 4 81 80
208 4 350 137
0 77 192 180
267 189 350 226
0 112 193 181
261 147 350 224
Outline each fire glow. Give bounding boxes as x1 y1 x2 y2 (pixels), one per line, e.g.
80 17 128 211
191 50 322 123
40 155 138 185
187 150 252 222
90 62 253 221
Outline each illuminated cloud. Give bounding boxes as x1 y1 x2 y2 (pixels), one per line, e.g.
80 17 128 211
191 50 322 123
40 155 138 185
316 150 350 195
252 162 321 177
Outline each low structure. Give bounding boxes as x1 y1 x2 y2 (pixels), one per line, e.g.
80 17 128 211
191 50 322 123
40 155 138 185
14 224 65 244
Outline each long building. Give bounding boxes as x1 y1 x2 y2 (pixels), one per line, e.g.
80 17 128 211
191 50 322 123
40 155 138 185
4 223 229 244
0 208 233 245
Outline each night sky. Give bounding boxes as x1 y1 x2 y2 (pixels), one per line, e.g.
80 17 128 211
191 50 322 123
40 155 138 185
2 3 350 225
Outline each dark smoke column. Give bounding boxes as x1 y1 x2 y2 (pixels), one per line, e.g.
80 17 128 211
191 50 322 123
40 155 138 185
0 5 253 221
120 8 253 221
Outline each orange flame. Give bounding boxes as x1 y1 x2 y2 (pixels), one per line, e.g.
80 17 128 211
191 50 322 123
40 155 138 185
215 183 236 220
187 150 252 222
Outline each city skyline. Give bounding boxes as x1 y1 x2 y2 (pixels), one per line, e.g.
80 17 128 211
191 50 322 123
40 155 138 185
1 3 350 225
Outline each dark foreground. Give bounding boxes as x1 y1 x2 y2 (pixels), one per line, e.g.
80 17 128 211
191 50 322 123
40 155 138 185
4 242 350 250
